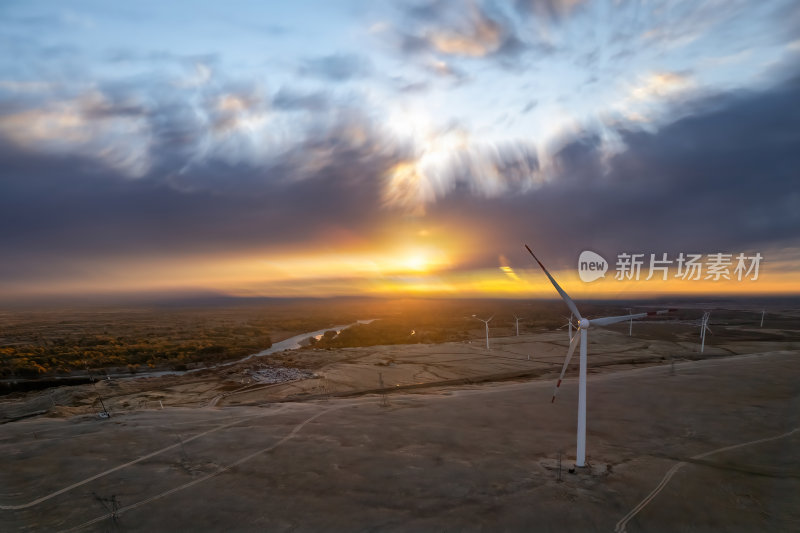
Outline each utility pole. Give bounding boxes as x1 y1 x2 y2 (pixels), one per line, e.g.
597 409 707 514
87 363 110 418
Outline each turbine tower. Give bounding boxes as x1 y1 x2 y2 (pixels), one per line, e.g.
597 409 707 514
525 245 671 468
513 314 523 336
472 314 494 350
700 311 712 353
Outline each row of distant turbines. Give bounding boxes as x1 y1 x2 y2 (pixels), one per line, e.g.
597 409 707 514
468 245 770 470
471 306 764 353
472 306 767 351
468 313 526 349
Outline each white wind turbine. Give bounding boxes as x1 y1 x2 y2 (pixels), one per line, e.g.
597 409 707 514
513 314 523 336
525 245 671 468
472 314 494 349
700 311 712 353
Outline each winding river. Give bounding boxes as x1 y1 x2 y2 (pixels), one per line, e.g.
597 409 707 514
122 318 377 379
218 319 377 367
0 320 377 393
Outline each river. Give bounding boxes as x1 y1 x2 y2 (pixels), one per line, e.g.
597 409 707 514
119 318 377 379
0 319 378 394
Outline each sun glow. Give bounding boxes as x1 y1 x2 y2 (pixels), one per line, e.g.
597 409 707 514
404 254 429 272
4 249 797 300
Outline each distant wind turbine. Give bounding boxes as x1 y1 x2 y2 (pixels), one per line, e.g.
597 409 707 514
525 244 673 468
513 314 523 336
700 311 712 353
472 314 494 350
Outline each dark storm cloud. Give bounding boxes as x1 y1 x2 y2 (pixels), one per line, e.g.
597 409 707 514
427 72 800 270
0 110 404 281
298 54 373 81
0 56 411 282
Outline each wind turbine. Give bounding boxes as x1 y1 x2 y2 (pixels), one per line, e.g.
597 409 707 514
513 314 523 336
525 245 670 468
472 314 494 349
700 311 712 353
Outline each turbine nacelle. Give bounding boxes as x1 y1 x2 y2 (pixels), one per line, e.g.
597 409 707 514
579 318 590 329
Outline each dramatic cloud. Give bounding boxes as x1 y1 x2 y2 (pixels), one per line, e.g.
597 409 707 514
3 71 798 285
628 72 693 102
389 0 527 60
0 1 798 299
0 126 394 267
425 73 800 269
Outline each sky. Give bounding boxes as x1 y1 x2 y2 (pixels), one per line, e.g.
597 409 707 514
1 0 799 303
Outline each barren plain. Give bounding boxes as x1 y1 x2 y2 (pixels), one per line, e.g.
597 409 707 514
1 304 799 532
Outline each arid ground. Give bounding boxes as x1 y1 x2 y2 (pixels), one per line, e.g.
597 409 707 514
1 304 799 531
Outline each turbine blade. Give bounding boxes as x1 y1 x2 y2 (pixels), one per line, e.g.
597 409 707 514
524 245 582 320
591 313 648 326
552 327 581 403
591 308 675 327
